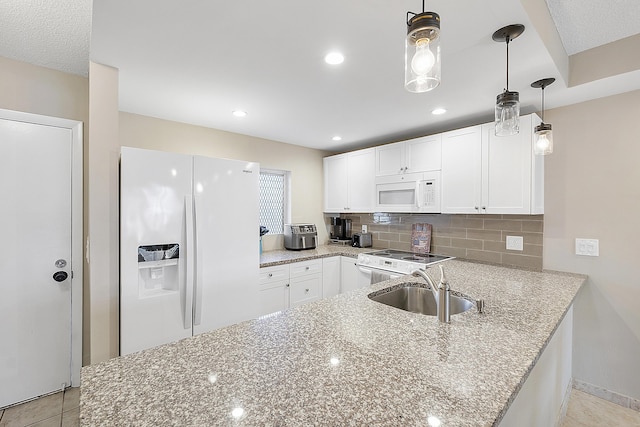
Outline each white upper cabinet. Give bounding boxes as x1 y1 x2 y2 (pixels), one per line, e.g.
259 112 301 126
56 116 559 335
441 125 483 214
375 135 442 176
441 114 543 214
324 148 375 213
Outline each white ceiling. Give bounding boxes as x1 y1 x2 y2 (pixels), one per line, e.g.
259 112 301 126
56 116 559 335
2 1 640 151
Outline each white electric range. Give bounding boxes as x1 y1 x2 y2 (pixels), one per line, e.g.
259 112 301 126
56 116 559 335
353 249 454 289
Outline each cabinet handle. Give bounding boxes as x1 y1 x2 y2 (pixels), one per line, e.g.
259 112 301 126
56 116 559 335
481 206 486 211
474 206 479 211
305 266 310 270
286 283 290 288
268 273 273 278
305 288 310 293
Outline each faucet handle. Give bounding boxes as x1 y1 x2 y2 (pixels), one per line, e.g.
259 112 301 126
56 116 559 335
437 264 450 290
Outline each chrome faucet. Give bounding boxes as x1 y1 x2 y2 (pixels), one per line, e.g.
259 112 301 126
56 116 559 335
412 264 451 323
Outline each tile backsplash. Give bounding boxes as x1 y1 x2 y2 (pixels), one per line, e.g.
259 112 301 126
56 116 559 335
327 213 543 271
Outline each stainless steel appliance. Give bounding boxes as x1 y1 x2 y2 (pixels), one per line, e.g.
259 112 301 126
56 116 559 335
352 232 372 248
284 224 318 250
329 217 352 244
355 249 453 288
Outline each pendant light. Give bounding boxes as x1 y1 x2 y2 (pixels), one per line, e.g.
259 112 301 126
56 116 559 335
492 24 525 136
531 78 555 155
405 1 441 93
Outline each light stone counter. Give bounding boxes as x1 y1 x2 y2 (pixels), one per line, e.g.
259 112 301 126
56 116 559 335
81 260 585 426
259 245 370 267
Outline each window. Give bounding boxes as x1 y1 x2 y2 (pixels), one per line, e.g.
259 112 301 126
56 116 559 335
259 170 290 235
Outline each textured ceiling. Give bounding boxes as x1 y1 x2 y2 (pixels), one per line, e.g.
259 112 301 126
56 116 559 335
545 0 640 55
0 0 91 76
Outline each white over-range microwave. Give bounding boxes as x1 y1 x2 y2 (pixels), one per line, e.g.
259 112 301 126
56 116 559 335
375 171 441 213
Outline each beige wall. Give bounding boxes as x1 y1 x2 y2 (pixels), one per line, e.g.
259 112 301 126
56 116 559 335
88 62 120 363
0 56 88 122
544 89 640 400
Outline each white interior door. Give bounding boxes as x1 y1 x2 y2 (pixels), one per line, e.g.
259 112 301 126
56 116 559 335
0 119 73 407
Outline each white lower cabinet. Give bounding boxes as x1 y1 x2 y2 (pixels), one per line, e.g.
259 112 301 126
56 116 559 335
258 265 290 316
289 259 322 307
259 256 361 316
322 257 341 298
340 256 360 293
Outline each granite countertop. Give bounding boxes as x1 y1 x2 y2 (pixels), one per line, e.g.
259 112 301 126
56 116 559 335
259 245 370 267
80 260 585 426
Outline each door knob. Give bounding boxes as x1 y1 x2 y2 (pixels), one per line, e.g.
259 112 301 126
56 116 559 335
53 271 68 282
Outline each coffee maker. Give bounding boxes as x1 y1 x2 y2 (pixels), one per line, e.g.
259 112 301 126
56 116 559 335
329 218 352 243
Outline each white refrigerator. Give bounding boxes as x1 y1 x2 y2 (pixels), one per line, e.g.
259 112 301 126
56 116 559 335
120 147 260 355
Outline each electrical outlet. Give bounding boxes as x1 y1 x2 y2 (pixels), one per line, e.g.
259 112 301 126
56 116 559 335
575 238 599 256
362 225 368 233
506 235 524 251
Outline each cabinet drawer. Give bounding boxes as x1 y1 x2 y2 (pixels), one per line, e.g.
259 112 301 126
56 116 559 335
259 265 290 285
289 275 322 307
289 259 322 278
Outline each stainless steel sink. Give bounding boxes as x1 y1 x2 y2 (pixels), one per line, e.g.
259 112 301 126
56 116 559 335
368 284 474 316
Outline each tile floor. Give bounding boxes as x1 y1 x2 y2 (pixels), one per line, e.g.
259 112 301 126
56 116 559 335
562 389 640 427
1 387 639 426
0 388 78 427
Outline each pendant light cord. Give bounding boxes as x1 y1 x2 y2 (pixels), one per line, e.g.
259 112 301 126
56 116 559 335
505 37 510 91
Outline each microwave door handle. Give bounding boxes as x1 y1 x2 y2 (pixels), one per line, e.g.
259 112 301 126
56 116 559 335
416 181 423 208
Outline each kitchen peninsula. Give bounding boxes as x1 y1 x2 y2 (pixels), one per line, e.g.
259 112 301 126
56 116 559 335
80 260 585 426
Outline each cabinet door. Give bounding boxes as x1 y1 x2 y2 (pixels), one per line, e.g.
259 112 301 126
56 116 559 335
340 256 360 294
258 282 289 317
375 142 405 176
347 148 376 212
323 154 348 212
290 274 322 307
406 134 442 173
441 125 482 213
482 115 532 214
322 257 341 299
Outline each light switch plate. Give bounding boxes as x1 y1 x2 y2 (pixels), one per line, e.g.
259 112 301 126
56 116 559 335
362 225 368 233
506 236 524 251
576 238 599 256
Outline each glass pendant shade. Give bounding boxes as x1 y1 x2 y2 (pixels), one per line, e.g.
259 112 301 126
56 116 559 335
531 77 556 155
405 12 441 93
492 24 524 136
534 123 553 155
495 90 520 136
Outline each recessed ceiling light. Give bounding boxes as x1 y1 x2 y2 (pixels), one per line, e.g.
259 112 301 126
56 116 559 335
232 110 247 117
431 108 447 115
324 52 344 65
332 136 342 141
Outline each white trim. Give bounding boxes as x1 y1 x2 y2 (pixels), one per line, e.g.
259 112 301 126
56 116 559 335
0 108 83 387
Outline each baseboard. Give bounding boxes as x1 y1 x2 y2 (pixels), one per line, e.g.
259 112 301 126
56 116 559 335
573 379 640 412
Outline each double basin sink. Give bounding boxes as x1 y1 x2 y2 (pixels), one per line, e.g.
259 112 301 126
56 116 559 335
368 283 475 317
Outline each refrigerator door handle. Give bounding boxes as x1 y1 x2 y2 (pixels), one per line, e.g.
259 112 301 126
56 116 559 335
193 194 203 326
184 195 194 330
